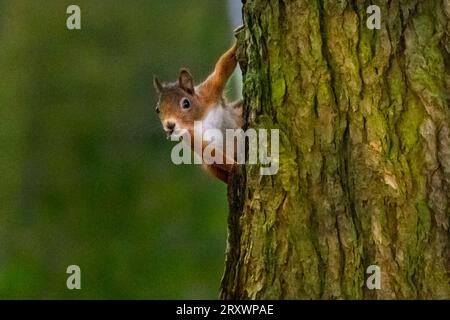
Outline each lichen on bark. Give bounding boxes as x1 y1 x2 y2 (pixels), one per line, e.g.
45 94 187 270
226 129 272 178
221 0 449 299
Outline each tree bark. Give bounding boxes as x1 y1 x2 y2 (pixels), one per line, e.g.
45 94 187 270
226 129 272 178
221 0 450 299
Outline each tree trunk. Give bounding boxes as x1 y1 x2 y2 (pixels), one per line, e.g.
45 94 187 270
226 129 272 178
221 0 450 299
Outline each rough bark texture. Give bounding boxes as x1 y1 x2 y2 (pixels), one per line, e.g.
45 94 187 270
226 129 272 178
221 0 450 299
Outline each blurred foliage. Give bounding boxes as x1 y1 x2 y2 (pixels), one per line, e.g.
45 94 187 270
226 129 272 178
0 0 237 299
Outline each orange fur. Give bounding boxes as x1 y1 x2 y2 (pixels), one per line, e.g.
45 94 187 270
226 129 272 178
203 164 229 183
197 43 238 106
154 43 241 183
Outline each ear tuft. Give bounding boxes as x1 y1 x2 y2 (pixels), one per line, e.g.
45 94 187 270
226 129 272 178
153 76 163 93
178 69 195 94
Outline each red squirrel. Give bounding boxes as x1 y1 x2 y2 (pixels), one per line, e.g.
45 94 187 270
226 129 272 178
153 43 243 183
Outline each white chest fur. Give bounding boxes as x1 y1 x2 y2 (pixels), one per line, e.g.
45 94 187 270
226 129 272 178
195 105 238 141
203 105 225 131
192 104 240 145
203 104 239 132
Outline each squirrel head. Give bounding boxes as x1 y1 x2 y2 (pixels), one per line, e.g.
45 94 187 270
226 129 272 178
153 69 205 139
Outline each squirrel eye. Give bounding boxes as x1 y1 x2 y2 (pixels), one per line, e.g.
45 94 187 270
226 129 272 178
155 107 160 114
181 98 191 110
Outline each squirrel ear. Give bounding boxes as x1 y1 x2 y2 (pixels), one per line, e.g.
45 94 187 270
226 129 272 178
153 76 163 94
178 69 195 94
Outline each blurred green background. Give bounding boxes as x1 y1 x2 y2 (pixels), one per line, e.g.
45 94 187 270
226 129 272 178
0 0 241 299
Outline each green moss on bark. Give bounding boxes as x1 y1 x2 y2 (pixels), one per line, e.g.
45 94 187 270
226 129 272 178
222 0 449 300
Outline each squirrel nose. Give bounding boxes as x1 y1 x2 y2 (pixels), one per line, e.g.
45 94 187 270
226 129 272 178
166 121 175 131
